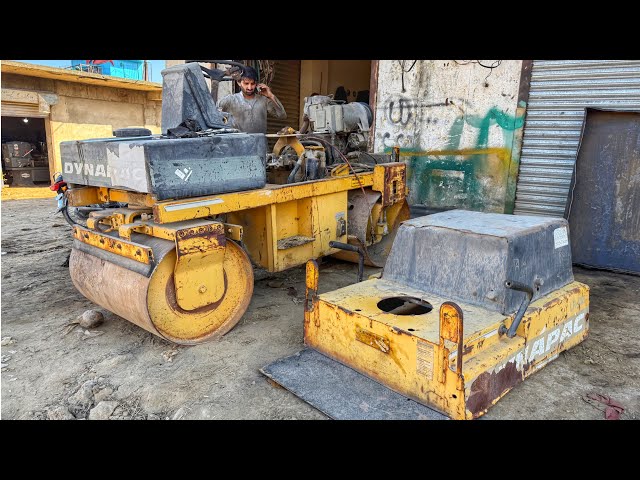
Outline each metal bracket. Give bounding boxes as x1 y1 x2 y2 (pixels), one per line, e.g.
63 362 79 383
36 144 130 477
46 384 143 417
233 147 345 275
305 260 320 328
336 215 347 237
438 302 464 389
223 223 243 242
88 208 151 232
271 133 306 157
174 223 227 311
72 225 153 265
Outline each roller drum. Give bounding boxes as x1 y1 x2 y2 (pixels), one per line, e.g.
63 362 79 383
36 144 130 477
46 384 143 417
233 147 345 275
69 237 254 345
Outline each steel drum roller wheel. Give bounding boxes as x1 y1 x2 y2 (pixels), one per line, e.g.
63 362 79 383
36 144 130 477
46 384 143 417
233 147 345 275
69 240 254 345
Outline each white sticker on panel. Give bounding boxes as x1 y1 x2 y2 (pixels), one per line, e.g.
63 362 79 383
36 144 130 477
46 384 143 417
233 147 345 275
416 340 435 379
554 227 569 249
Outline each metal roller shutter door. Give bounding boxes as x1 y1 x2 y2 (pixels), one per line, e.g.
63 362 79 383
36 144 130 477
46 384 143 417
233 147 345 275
514 60 640 217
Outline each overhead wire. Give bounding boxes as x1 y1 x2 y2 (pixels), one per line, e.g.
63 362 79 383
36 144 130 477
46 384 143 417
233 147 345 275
453 60 503 85
397 60 418 93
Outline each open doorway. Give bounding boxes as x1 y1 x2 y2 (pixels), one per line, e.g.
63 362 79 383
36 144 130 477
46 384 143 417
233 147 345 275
299 60 372 126
1 116 51 186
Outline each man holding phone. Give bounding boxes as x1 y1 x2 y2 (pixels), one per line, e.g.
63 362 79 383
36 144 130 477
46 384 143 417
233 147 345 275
217 65 286 134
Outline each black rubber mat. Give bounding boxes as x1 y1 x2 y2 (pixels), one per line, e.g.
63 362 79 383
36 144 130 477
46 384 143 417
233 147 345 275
260 348 448 420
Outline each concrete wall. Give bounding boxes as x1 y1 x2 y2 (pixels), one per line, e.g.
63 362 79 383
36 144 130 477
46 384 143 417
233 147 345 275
1 73 162 174
373 60 525 213
300 60 371 120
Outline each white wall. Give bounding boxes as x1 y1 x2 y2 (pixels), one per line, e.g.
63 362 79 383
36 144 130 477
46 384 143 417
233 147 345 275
373 60 525 212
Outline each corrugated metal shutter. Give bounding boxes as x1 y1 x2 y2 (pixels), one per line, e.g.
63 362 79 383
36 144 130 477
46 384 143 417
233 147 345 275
514 60 640 217
266 60 300 136
1 102 46 118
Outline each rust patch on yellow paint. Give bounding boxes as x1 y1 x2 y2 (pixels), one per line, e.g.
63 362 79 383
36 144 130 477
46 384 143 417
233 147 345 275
73 225 152 264
466 361 523 416
462 338 484 356
373 163 407 206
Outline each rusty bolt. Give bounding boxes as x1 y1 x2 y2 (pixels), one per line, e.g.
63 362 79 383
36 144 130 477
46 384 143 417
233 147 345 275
199 285 207 294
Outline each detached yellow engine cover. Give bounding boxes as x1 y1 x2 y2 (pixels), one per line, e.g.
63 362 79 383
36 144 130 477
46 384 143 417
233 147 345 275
302 210 590 419
305 276 589 420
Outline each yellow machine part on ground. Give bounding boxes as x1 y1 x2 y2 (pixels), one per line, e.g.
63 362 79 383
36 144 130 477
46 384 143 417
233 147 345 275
304 267 590 420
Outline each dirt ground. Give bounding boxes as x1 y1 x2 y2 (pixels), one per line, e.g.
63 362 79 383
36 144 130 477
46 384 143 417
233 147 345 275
1 198 639 420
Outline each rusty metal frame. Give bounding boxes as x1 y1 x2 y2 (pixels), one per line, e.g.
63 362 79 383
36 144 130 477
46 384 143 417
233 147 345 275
373 163 407 207
72 225 153 264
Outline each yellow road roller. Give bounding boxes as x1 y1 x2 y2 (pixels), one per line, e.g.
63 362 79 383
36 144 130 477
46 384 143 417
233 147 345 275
58 62 409 345
264 210 589 419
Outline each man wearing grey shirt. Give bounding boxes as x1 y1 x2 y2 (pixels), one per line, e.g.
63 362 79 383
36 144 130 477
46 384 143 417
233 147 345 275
217 66 286 134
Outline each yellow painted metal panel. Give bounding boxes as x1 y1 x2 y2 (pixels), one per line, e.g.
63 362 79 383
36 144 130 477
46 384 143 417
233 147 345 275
173 223 227 310
314 191 348 255
462 285 589 418
1 187 56 201
153 174 374 224
227 207 269 269
306 278 589 419
266 204 278 271
275 201 299 240
72 225 152 264
318 278 506 344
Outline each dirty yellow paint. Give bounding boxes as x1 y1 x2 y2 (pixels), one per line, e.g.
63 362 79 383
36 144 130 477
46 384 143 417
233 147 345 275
0 186 56 200
173 223 227 310
152 174 375 224
146 240 254 344
304 276 589 420
68 166 402 276
66 163 408 345
73 225 153 264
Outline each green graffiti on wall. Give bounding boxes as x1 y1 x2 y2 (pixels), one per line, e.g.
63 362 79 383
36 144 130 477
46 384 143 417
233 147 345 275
385 107 525 213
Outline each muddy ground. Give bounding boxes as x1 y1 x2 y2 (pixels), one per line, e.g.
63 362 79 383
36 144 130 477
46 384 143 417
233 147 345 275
1 198 639 420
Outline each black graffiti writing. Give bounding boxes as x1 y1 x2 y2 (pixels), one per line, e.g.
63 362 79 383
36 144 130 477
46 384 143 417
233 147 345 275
387 98 412 125
385 96 472 127
383 132 419 149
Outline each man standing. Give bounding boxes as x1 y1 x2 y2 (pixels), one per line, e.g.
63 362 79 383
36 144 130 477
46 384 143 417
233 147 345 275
217 66 286 134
